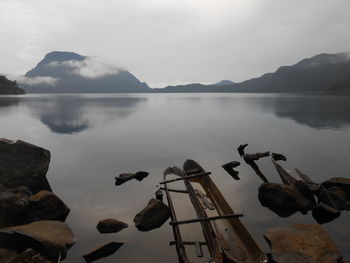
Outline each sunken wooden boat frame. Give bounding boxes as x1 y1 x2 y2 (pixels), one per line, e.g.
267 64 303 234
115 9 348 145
161 160 267 263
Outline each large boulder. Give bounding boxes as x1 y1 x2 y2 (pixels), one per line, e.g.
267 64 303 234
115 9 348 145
0 220 75 260
264 224 343 263
115 171 149 186
29 190 70 222
258 183 315 217
134 198 170 231
0 139 51 193
0 185 31 228
96 218 128 234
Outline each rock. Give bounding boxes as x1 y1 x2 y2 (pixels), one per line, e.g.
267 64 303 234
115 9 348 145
0 188 30 228
258 183 315 217
96 218 128 234
0 248 18 262
133 171 149 181
237 143 248 156
0 139 51 193
115 171 149 186
29 190 70 222
312 202 341 224
7 248 51 263
264 224 343 263
0 220 75 260
271 152 287 161
320 177 350 210
155 189 163 201
134 198 171 231
82 242 123 263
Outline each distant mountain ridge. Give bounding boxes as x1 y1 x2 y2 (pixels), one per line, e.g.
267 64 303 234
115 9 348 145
22 51 150 93
155 52 350 94
0 75 25 94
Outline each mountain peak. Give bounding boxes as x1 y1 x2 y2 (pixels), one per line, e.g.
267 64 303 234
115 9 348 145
38 51 86 66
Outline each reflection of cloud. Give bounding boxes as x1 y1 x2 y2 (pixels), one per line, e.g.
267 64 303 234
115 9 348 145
48 57 123 79
26 96 146 134
17 76 58 86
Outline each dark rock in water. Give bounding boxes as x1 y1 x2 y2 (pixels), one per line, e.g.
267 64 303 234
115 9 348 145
133 171 149 181
134 198 171 231
29 190 70 222
264 224 343 263
96 218 128 233
258 183 315 217
271 152 287 161
0 220 75 260
155 189 163 201
7 248 50 263
115 171 149 186
320 177 350 210
0 139 51 194
0 248 18 262
312 202 341 224
0 186 31 228
82 242 124 263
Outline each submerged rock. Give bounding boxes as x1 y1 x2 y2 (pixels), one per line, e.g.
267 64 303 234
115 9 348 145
312 202 341 224
0 248 18 262
258 183 315 217
96 218 128 234
7 248 50 263
264 224 343 263
134 198 170 231
0 220 75 260
0 139 51 193
271 152 287 161
82 242 123 263
29 190 70 222
133 171 149 181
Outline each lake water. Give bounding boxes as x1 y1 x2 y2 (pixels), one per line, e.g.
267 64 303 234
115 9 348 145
0 93 350 262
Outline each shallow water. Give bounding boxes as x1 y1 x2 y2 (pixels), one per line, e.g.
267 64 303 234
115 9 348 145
0 93 349 262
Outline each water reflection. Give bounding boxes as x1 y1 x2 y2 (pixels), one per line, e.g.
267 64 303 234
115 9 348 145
0 96 21 109
255 95 350 129
25 96 146 134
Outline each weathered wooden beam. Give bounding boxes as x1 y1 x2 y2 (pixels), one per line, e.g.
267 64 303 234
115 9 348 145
169 214 243 226
159 172 211 185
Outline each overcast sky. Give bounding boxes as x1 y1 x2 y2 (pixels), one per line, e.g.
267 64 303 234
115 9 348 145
1 0 350 88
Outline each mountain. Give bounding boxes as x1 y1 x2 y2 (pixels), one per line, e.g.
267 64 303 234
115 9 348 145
0 75 25 95
211 80 235 86
155 52 350 94
22 51 150 93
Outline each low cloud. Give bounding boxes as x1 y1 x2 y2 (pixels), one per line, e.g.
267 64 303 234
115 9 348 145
48 57 123 79
17 76 58 86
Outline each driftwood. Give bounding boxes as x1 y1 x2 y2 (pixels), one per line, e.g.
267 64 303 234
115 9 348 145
221 161 240 180
271 152 287 162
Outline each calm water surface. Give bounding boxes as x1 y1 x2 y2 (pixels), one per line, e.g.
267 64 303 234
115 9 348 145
0 93 349 262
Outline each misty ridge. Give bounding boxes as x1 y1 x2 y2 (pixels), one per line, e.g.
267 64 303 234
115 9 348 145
1 50 350 94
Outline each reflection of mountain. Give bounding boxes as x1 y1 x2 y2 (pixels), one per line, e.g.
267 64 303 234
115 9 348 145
257 96 350 129
0 96 21 108
26 96 145 134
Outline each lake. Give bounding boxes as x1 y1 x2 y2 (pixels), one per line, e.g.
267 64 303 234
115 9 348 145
0 93 349 262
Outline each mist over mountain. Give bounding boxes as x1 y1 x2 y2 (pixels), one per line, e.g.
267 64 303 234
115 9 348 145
0 75 25 94
211 80 235 86
21 51 150 93
156 52 350 94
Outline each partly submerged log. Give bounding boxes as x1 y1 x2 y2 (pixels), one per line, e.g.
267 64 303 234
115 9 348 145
115 171 149 186
82 242 123 263
221 161 240 180
271 152 287 162
264 224 343 263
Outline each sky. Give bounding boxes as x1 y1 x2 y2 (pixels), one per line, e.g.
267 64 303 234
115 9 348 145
1 0 350 88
